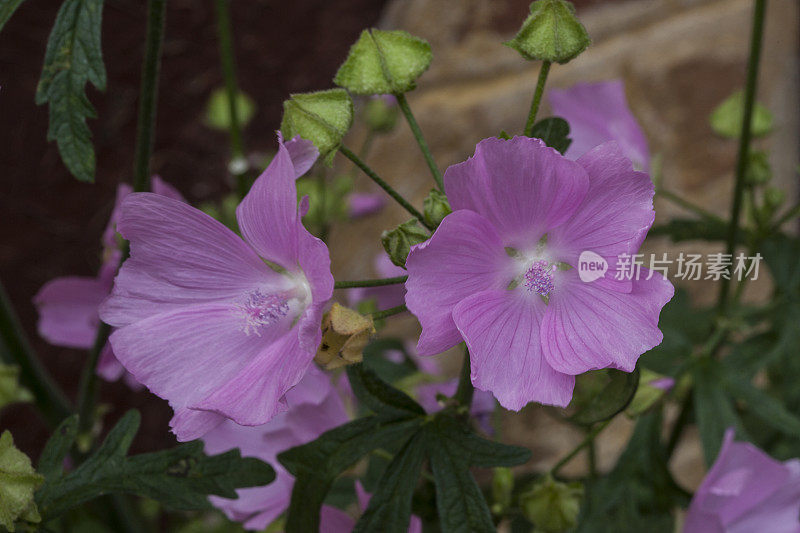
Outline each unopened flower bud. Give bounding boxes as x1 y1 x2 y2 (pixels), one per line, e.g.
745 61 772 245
520 475 583 532
0 365 33 410
745 150 772 185
204 88 256 131
0 431 43 532
281 89 354 165
334 29 432 95
625 368 673 417
491 467 515 514
315 304 376 370
381 219 429 268
764 187 785 211
364 95 399 133
710 90 773 139
505 0 591 64
423 189 452 228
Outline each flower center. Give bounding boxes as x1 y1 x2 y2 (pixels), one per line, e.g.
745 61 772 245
239 289 291 336
523 260 556 297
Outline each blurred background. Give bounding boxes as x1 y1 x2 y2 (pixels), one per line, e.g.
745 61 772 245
1 0 798 494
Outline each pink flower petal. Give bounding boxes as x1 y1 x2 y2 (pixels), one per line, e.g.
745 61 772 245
236 139 304 269
549 80 650 170
452 289 575 410
108 303 288 430
100 194 281 327
444 136 589 249
541 268 673 375
348 193 386 218
34 276 110 348
548 142 656 292
405 210 511 356
284 134 319 178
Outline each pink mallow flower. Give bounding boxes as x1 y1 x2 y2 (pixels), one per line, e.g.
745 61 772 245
203 366 350 530
34 177 184 390
685 428 800 533
405 136 673 410
348 192 387 219
549 80 650 171
99 135 333 441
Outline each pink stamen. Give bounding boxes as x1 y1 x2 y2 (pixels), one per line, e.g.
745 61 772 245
523 260 556 296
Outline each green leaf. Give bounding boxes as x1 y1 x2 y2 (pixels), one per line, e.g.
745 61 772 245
354 433 427 533
0 431 44 531
35 0 106 182
0 0 25 33
762 234 800 294
279 416 423 533
346 363 425 418
710 90 773 139
281 89 354 164
204 88 256 130
505 0 591 64
692 360 744 465
35 411 275 519
429 414 531 468
0 364 33 409
334 29 432 95
577 412 686 532
529 117 572 154
424 417 496 532
726 376 800 439
37 415 78 482
568 368 640 425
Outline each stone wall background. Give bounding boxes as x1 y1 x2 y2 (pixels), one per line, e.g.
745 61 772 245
326 0 799 492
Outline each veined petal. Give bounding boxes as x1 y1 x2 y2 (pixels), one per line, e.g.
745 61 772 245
108 302 288 434
236 138 303 269
405 210 511 355
100 194 281 327
444 136 589 249
549 80 650 169
452 289 574 410
284 134 319 178
542 268 673 375
193 331 314 427
548 142 655 292
34 276 109 348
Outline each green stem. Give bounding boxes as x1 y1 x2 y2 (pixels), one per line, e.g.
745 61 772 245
453 347 474 408
773 201 800 229
395 93 443 190
550 418 612 477
334 276 408 289
655 189 726 223
666 394 692 458
77 0 167 436
369 304 407 320
339 146 433 229
214 0 248 198
131 0 167 194
717 0 766 315
0 280 71 426
523 61 551 136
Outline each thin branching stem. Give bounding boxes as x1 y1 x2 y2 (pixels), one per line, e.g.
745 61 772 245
395 93 443 190
334 276 408 289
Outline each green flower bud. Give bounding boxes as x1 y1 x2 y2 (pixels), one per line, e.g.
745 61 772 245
625 368 672 417
520 475 583 533
0 431 44 532
491 467 515 514
423 189 452 228
745 150 772 185
381 219 430 268
334 29 432 95
204 88 256 131
281 89 354 164
0 365 33 410
710 90 773 139
764 187 786 211
505 0 591 64
364 96 399 133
